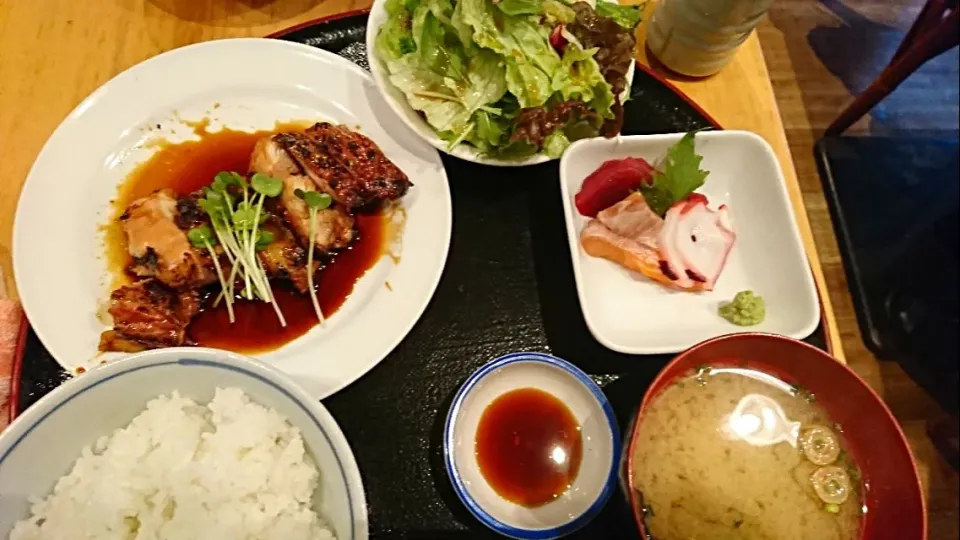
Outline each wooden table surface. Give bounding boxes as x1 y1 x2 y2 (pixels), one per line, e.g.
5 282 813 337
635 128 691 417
0 0 842 358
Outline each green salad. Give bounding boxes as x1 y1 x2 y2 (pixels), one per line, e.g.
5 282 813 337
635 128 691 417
375 0 644 158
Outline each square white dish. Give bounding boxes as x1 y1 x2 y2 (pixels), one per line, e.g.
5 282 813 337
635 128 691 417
559 131 820 354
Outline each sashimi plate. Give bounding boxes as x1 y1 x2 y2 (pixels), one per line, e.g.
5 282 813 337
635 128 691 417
560 131 820 354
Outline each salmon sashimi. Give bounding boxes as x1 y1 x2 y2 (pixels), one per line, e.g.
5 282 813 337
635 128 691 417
596 193 664 249
581 220 684 288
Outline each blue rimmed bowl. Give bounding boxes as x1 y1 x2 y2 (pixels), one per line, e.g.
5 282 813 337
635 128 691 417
444 352 620 539
0 348 368 539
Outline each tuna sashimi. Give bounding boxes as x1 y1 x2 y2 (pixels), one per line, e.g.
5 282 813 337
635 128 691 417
574 157 655 217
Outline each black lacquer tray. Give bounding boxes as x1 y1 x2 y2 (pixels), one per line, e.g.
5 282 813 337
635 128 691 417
16 12 828 539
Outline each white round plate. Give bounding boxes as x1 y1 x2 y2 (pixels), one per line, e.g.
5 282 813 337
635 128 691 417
13 38 452 399
366 0 636 167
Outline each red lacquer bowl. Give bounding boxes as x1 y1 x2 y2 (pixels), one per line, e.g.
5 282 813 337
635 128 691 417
623 333 926 540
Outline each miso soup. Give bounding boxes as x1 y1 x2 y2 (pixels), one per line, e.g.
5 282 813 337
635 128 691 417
631 367 863 539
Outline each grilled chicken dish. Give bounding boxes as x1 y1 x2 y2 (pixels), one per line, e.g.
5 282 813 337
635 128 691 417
100 123 411 352
274 122 410 208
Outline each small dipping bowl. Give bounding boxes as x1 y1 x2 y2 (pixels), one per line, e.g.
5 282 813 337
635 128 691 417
444 352 619 539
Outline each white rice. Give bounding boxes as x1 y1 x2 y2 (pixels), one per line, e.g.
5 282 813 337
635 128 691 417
9 388 335 540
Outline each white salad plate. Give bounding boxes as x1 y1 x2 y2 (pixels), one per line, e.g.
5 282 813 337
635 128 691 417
13 38 452 399
366 0 636 167
559 131 821 354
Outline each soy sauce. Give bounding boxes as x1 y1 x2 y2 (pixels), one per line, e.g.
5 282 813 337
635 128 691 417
475 388 583 507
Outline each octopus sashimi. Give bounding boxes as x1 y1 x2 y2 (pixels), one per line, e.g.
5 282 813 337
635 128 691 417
660 194 735 290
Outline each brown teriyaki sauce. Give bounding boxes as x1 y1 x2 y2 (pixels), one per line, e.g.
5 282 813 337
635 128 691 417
104 122 387 353
475 387 583 507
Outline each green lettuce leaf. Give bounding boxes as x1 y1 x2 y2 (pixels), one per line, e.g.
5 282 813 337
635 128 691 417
503 17 560 74
462 49 509 111
386 49 507 138
551 43 615 118
459 0 508 52
425 0 455 19
565 117 601 141
460 0 560 74
450 0 477 49
414 6 469 80
496 139 540 158
551 44 601 101
594 1 644 29
543 130 570 158
496 0 542 15
387 56 469 132
466 108 512 153
474 110 504 145
543 0 576 24
386 0 416 15
376 1 418 62
505 59 552 108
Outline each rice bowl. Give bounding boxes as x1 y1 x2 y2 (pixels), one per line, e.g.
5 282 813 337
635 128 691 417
0 348 367 540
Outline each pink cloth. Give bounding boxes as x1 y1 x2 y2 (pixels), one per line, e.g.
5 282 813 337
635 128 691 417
0 300 25 432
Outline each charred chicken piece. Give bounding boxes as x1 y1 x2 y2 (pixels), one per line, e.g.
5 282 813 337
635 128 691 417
256 216 319 294
99 280 200 351
250 137 355 253
273 122 411 209
175 192 209 230
305 122 412 203
121 189 216 289
98 331 153 353
250 135 300 179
